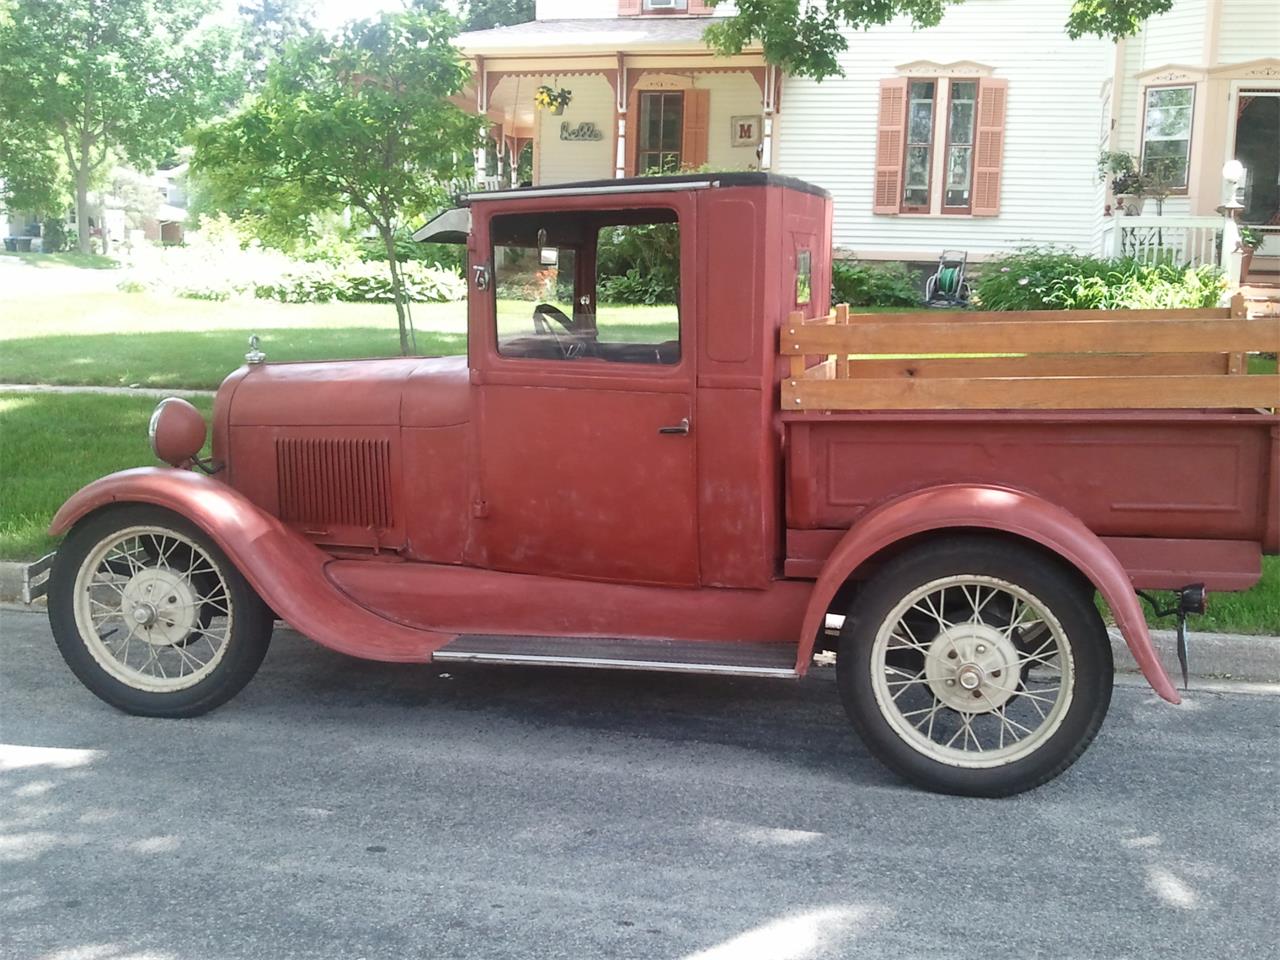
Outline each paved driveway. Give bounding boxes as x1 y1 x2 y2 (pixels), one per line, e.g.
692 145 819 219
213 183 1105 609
2 608 1277 960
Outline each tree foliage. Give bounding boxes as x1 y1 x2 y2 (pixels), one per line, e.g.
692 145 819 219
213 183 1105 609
708 0 1177 80
460 0 535 30
192 9 482 355
0 0 240 251
238 0 315 90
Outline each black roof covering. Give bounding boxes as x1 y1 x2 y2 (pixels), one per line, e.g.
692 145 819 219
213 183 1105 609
465 172 831 202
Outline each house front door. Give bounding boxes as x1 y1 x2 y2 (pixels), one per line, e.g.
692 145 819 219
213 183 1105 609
1235 89 1280 258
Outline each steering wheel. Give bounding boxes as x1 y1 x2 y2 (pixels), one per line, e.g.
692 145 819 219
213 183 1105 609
532 303 579 358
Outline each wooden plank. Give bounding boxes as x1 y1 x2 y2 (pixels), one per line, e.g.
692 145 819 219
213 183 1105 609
787 310 806 378
781 374 1280 411
834 304 850 379
782 317 1280 356
844 353 1235 379
834 306 1231 326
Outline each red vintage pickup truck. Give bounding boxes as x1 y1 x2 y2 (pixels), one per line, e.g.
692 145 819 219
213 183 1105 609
43 174 1280 796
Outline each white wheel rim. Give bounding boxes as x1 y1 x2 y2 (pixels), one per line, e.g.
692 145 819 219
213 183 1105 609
869 575 1075 769
72 525 234 692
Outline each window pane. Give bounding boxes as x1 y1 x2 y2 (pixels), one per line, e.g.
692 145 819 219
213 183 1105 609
638 92 683 173
908 100 934 143
495 244 579 360
945 145 972 206
795 249 812 305
493 214 680 365
595 220 681 364
948 81 976 145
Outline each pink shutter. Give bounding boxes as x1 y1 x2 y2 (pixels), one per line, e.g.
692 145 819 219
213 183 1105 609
681 88 711 169
688 0 716 13
873 78 908 215
972 78 1008 217
618 0 643 15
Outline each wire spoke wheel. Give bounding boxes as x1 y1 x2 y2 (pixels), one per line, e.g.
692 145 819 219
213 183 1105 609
50 505 274 717
871 575 1074 768
837 537 1113 797
73 526 234 692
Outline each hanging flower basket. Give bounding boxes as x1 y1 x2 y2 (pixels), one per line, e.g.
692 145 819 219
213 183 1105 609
535 85 572 115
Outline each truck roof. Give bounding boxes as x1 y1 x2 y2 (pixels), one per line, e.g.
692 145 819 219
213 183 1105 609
460 171 831 203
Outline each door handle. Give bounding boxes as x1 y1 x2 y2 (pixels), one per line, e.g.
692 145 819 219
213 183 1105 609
658 418 690 436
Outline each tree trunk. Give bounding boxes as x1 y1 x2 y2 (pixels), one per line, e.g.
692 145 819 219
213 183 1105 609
381 225 411 355
74 164 91 255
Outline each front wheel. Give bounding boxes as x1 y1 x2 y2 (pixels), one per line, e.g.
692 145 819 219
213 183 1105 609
837 537 1113 797
49 505 274 717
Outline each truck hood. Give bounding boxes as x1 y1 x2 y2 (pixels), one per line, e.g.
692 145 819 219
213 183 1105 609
226 355 470 428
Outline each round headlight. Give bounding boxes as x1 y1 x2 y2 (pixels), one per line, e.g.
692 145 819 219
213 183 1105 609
149 397 207 467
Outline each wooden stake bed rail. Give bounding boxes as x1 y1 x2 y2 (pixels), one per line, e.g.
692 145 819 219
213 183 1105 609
781 295 1280 411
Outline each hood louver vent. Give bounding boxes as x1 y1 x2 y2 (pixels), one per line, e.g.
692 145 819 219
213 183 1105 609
276 437 393 530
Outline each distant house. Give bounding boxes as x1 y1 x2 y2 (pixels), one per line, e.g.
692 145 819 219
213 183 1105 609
455 0 1278 284
142 163 189 245
1097 2 1280 280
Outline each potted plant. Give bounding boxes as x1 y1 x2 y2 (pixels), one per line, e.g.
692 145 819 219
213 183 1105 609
534 85 572 116
1098 150 1147 216
1239 225 1263 280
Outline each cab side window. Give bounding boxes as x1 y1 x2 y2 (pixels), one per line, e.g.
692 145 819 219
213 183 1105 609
492 210 681 365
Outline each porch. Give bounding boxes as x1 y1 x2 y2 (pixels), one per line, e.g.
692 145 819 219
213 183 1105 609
455 18 779 188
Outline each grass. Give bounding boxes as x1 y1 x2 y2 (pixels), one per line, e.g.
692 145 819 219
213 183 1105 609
0 391 214 560
1 250 120 270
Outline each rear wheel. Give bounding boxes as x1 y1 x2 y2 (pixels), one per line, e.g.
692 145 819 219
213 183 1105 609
837 537 1113 797
49 505 273 717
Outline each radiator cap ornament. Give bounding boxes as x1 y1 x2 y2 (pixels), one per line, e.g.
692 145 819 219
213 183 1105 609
245 334 266 365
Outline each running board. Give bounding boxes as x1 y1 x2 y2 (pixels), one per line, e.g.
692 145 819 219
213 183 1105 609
433 635 799 678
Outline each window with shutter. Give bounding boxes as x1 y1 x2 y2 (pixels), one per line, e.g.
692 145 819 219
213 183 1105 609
873 78 909 215
971 77 1007 217
636 91 684 174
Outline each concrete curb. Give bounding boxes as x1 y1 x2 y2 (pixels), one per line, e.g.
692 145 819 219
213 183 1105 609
0 383 214 398
1108 627 1280 683
2 558 1276 682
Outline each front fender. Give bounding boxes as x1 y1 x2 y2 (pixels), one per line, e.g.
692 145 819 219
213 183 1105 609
797 484 1180 704
50 467 449 662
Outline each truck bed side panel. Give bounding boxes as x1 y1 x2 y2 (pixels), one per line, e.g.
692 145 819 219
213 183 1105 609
786 414 1274 544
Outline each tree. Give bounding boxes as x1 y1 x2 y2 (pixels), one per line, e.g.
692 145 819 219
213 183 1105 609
239 0 315 90
192 10 482 355
707 0 1177 80
0 0 239 253
460 0 535 30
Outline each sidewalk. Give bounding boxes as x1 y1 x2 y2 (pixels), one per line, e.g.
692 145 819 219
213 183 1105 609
0 382 214 398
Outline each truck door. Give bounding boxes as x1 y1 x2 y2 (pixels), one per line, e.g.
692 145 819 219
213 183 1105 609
469 197 699 587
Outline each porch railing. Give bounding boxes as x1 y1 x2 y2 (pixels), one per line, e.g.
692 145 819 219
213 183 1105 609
1103 215 1222 268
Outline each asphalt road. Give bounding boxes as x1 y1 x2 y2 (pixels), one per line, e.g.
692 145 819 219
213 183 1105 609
2 608 1277 960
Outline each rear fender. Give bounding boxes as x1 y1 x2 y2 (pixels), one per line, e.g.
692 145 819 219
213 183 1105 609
797 483 1180 704
49 468 447 662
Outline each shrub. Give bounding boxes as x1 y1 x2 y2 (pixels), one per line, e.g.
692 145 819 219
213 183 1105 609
973 249 1227 311
254 259 466 304
355 229 465 273
597 222 679 304
831 260 919 307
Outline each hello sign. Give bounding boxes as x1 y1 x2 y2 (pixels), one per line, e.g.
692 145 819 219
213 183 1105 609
560 121 604 141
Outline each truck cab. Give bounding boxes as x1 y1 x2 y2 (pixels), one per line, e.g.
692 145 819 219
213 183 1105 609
44 174 1280 797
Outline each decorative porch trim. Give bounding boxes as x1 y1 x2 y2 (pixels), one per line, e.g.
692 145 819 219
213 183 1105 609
895 60 994 78
1136 64 1207 84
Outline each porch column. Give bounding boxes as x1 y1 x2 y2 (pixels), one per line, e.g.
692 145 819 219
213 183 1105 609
759 66 780 170
615 54 627 179
1220 160 1246 290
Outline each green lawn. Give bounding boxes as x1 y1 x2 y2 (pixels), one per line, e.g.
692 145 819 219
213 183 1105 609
1 250 121 270
0 391 214 560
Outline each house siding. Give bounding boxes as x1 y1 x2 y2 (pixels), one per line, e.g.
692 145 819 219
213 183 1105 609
534 74 616 185
1218 1 1280 63
1137 0 1207 68
775 0 1110 257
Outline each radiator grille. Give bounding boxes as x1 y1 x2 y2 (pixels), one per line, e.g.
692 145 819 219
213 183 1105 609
276 437 393 530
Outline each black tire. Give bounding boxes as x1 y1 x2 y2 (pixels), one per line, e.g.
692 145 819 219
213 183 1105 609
837 536 1113 797
48 504 274 718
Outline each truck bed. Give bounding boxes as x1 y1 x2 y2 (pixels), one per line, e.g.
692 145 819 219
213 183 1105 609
777 299 1280 589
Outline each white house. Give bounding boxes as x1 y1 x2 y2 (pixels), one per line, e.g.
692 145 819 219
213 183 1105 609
1098 1 1280 279
455 0 1278 276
